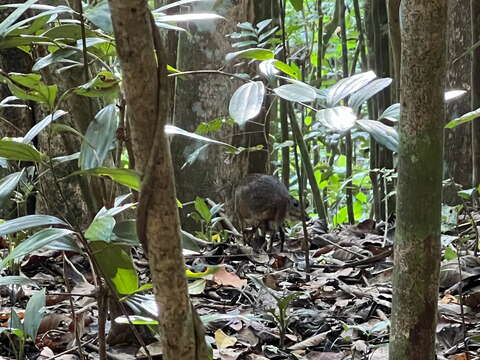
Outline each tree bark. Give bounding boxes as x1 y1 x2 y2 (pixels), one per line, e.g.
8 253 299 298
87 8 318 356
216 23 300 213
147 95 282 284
390 1 447 359
444 0 472 198
108 1 208 359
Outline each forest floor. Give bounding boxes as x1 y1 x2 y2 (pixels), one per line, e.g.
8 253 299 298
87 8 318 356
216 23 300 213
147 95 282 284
1 218 480 359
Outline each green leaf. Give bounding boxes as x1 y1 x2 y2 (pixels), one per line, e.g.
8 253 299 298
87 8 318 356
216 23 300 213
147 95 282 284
273 60 300 79
289 0 304 11
273 83 317 103
225 48 274 62
0 215 68 235
71 167 140 191
445 107 480 129
74 71 120 99
91 241 138 295
32 48 79 72
0 170 24 208
444 247 457 260
379 103 400 122
0 139 45 162
0 276 38 287
194 197 211 222
7 73 57 108
23 110 68 143
42 24 96 40
84 1 113 33
165 125 237 151
356 119 399 152
79 104 118 170
316 106 357 133
326 71 376 107
0 228 75 269
348 78 392 113
458 188 476 199
24 289 46 340
228 81 265 127
0 35 53 49
114 315 158 326
85 216 116 242
111 219 139 246
188 279 206 295
0 0 38 37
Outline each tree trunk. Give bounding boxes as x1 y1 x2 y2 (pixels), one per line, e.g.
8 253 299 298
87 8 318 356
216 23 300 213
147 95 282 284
108 1 208 359
444 0 472 199
390 1 447 359
172 0 252 232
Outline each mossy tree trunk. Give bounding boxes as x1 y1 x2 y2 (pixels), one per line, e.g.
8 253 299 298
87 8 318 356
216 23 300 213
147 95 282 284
108 1 209 359
389 1 447 359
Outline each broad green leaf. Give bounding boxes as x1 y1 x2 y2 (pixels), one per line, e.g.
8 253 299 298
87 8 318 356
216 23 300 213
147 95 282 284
348 78 392 113
356 119 399 152
273 60 300 79
0 35 53 49
225 48 274 62
23 110 67 143
444 247 457 260
289 0 304 11
326 71 376 107
42 24 96 40
90 241 138 295
24 289 46 340
316 106 357 133
445 107 480 128
79 104 118 170
194 197 211 222
273 83 316 103
0 215 68 235
73 71 120 99
0 170 24 208
0 139 45 162
111 220 139 246
228 81 265 127
85 216 116 242
458 188 476 199
0 276 38 287
8 73 57 108
71 167 140 191
0 228 75 269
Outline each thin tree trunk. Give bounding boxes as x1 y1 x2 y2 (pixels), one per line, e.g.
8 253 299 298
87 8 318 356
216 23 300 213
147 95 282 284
390 1 447 359
108 1 208 359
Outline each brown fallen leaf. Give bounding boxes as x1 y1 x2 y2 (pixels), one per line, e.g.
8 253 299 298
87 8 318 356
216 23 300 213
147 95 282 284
213 268 247 288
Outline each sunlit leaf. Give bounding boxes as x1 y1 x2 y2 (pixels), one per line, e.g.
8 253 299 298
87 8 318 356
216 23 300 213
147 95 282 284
228 81 265 127
356 119 399 152
0 215 68 236
273 83 316 103
23 110 68 144
326 71 376 107
0 170 24 208
445 107 480 128
0 228 75 269
225 48 274 62
165 125 237 150
348 78 392 112
316 106 357 133
0 139 45 162
379 103 400 122
85 216 116 242
71 167 141 191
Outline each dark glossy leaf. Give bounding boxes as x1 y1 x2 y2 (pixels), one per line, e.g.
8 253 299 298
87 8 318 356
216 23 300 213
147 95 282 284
79 104 118 170
111 219 139 246
0 139 45 162
0 215 68 235
228 81 265 127
71 167 141 191
0 228 75 269
90 241 138 295
356 119 399 152
24 289 45 340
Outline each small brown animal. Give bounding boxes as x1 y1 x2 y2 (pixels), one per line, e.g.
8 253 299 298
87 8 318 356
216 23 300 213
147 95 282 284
234 174 307 251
